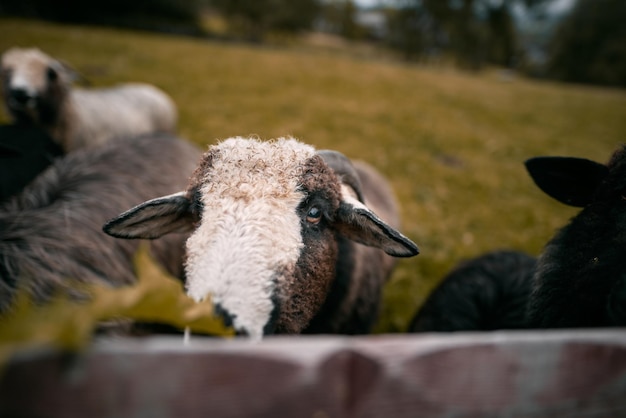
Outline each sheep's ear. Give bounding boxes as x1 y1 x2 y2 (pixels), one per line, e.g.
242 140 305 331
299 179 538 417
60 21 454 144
334 195 419 257
525 156 608 207
49 59 88 85
103 192 195 239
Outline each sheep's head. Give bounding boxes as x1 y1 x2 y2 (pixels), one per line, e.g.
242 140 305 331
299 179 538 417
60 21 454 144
104 137 418 339
0 47 75 125
525 145 626 326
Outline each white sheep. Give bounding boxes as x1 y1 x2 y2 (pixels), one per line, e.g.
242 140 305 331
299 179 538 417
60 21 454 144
0 47 177 152
104 136 419 339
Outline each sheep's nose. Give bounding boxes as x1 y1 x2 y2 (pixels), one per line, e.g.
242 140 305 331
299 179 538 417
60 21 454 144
214 302 237 330
9 88 34 107
213 303 269 338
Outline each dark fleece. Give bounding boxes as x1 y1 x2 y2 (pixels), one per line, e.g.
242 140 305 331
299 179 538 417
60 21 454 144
0 124 63 203
273 155 342 334
410 250 536 332
302 160 396 335
528 145 626 327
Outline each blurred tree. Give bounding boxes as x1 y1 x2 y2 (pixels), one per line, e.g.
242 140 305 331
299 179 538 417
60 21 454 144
486 3 516 67
385 2 445 61
386 0 553 69
0 0 204 34
446 0 486 69
319 0 367 40
547 0 626 87
209 0 320 42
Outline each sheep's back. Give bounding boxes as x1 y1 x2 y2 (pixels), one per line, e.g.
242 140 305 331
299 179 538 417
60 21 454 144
67 84 177 150
410 250 536 332
0 134 201 312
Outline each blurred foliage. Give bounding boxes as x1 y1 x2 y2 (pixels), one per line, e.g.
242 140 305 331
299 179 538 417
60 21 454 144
1 0 624 87
0 19 624 334
385 0 550 69
318 0 369 41
547 0 626 88
0 0 205 35
0 245 233 370
206 0 320 41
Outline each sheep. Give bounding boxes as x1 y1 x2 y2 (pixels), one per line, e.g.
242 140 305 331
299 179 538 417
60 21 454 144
0 133 201 313
1 47 177 152
408 250 536 332
408 145 626 332
525 145 626 328
103 136 419 339
0 124 63 203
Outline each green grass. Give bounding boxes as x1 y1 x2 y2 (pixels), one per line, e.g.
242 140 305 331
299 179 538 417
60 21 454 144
1 18 625 333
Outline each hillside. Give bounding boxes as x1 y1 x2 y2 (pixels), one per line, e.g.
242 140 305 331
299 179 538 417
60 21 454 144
1 18 625 332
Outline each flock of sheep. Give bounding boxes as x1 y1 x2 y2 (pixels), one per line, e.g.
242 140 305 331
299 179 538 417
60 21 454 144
0 46 623 340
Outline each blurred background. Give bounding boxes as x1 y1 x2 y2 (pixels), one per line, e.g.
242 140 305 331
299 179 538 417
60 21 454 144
2 0 624 87
0 0 624 333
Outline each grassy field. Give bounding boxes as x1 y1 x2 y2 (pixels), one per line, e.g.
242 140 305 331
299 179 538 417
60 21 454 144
1 18 625 333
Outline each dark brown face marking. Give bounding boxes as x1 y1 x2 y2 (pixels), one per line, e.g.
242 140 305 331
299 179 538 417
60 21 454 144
187 148 219 193
273 155 344 333
299 155 342 205
184 149 220 224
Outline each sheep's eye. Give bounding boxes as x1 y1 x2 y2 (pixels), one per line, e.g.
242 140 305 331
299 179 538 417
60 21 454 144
306 206 322 224
46 66 58 82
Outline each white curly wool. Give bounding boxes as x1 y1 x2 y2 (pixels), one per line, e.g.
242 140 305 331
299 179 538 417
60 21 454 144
184 137 316 340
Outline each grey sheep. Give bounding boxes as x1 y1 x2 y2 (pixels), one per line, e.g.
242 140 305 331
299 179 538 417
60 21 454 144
0 133 201 313
104 136 419 339
1 47 177 152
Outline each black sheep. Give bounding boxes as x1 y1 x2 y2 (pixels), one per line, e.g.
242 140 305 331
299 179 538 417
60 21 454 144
409 145 626 332
525 145 626 327
409 250 536 332
0 124 63 203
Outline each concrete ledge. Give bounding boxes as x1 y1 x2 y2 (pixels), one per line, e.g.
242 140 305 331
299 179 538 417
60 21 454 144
1 330 626 417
